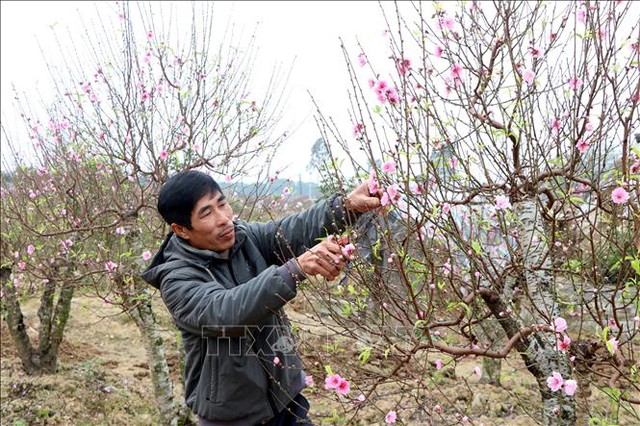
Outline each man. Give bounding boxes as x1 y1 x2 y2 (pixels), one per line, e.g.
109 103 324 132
141 170 381 425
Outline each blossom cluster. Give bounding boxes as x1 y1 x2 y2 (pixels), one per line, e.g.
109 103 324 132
324 373 351 396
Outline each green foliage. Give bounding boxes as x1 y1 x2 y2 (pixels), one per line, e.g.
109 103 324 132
358 347 373 365
627 254 640 276
588 417 618 426
471 240 483 255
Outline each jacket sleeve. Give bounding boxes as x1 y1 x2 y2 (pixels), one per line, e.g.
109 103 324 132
160 264 296 337
247 195 359 265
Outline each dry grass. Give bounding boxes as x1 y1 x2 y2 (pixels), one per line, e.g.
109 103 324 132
1 293 637 425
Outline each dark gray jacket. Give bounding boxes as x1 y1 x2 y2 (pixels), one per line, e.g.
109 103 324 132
141 196 354 424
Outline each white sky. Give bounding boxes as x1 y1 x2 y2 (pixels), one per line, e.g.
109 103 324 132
0 1 397 181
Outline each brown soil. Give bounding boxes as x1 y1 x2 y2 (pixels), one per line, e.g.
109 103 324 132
1 294 637 425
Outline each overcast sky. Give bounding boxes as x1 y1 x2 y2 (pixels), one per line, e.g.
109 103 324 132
1 1 399 180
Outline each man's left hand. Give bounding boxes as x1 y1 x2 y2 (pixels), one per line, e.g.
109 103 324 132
344 181 382 213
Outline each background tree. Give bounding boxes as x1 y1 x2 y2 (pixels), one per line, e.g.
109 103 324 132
307 136 338 198
1 2 288 424
302 1 639 425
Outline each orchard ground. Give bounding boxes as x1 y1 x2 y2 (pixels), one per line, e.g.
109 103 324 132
1 291 636 425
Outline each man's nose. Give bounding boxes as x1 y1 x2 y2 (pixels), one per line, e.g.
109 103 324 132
213 210 230 225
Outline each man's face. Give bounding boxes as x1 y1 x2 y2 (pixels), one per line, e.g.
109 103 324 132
174 191 235 252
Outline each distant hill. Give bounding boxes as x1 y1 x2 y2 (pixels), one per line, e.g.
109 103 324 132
220 178 320 199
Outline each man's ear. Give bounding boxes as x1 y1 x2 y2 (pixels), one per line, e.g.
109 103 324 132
171 223 190 240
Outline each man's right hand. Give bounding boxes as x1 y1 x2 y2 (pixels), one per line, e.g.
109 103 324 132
296 238 347 282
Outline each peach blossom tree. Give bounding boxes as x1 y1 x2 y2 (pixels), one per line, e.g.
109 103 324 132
1 2 287 424
303 1 639 425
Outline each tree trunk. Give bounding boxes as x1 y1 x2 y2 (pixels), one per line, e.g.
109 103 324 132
515 199 576 425
481 356 502 386
1 265 75 375
1 266 37 373
175 332 195 425
128 285 182 426
119 219 194 425
481 287 576 425
478 273 507 387
478 318 503 386
47 278 75 370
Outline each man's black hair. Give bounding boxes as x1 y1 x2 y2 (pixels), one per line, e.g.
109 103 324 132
157 170 222 229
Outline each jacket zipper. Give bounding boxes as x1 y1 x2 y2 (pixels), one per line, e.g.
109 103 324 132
228 249 279 420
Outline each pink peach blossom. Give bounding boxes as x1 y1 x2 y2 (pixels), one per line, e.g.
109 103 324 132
522 69 535 86
563 379 578 396
335 378 350 395
435 359 444 370
553 317 568 333
397 58 411 75
547 371 564 392
576 139 589 153
450 157 458 170
494 195 511 211
368 171 379 195
305 375 314 387
611 187 630 205
568 77 583 90
557 334 571 352
382 160 396 174
341 244 356 259
374 81 400 105
324 374 341 390
385 410 397 424
384 184 401 204
142 250 153 261
386 87 400 105
450 63 463 80
439 15 455 31
357 53 368 67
